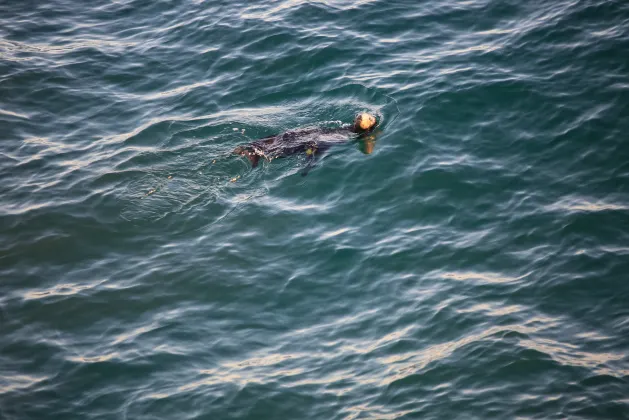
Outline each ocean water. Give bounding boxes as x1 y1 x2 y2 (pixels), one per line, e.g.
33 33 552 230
2 0 629 418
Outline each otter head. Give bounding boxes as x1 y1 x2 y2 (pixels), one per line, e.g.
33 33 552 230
353 113 377 133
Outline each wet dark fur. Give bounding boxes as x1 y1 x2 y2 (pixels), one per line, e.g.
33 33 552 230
233 115 376 175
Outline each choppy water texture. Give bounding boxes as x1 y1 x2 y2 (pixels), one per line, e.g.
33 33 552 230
2 0 629 418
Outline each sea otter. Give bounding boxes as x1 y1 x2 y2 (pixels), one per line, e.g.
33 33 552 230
233 113 378 175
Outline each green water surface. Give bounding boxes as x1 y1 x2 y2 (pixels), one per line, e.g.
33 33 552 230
1 0 629 419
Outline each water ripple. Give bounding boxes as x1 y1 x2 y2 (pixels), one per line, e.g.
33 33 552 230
2 0 629 418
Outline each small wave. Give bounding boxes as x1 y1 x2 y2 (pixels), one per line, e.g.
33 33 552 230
545 197 629 213
441 271 530 284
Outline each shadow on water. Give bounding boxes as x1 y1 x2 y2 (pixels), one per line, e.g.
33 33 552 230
118 83 399 227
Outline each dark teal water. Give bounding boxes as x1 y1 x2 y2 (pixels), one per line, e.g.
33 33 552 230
2 0 629 418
